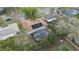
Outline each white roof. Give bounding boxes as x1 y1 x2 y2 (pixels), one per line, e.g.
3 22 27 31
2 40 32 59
0 23 20 39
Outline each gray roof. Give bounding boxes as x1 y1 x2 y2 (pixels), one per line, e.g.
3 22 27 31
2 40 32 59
63 9 79 16
0 23 20 37
44 15 55 20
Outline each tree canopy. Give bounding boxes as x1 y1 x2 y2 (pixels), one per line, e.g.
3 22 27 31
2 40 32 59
21 7 40 20
0 17 4 26
75 13 79 19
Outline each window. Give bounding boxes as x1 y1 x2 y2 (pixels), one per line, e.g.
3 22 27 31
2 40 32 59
32 23 43 29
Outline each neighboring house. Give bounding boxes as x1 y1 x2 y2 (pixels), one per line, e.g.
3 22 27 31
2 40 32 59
62 9 79 17
0 23 20 40
42 14 56 23
21 19 48 41
1 15 12 21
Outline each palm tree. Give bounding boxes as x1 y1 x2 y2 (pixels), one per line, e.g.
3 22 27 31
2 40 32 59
21 7 40 21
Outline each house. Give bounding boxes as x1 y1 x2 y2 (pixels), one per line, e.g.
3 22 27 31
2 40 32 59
62 9 79 17
42 14 56 23
0 23 20 40
21 19 48 41
1 15 12 21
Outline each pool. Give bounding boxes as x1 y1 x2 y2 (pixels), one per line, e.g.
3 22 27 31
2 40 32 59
33 29 48 41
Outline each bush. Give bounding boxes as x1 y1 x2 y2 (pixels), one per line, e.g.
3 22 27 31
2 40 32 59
61 47 70 51
0 37 17 51
75 13 79 19
47 32 57 43
0 35 36 51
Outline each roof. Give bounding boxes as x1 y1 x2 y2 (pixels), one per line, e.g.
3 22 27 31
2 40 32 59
63 9 79 16
44 15 55 20
1 15 12 21
0 23 20 37
21 19 47 31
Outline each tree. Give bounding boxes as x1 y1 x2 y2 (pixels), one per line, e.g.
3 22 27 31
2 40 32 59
0 17 4 26
47 32 58 44
4 7 16 14
21 7 40 20
0 34 36 51
61 47 70 51
75 13 79 19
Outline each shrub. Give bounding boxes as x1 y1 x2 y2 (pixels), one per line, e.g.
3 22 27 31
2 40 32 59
61 47 70 51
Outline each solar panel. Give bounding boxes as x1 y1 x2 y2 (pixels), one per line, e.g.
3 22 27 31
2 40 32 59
32 23 43 29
